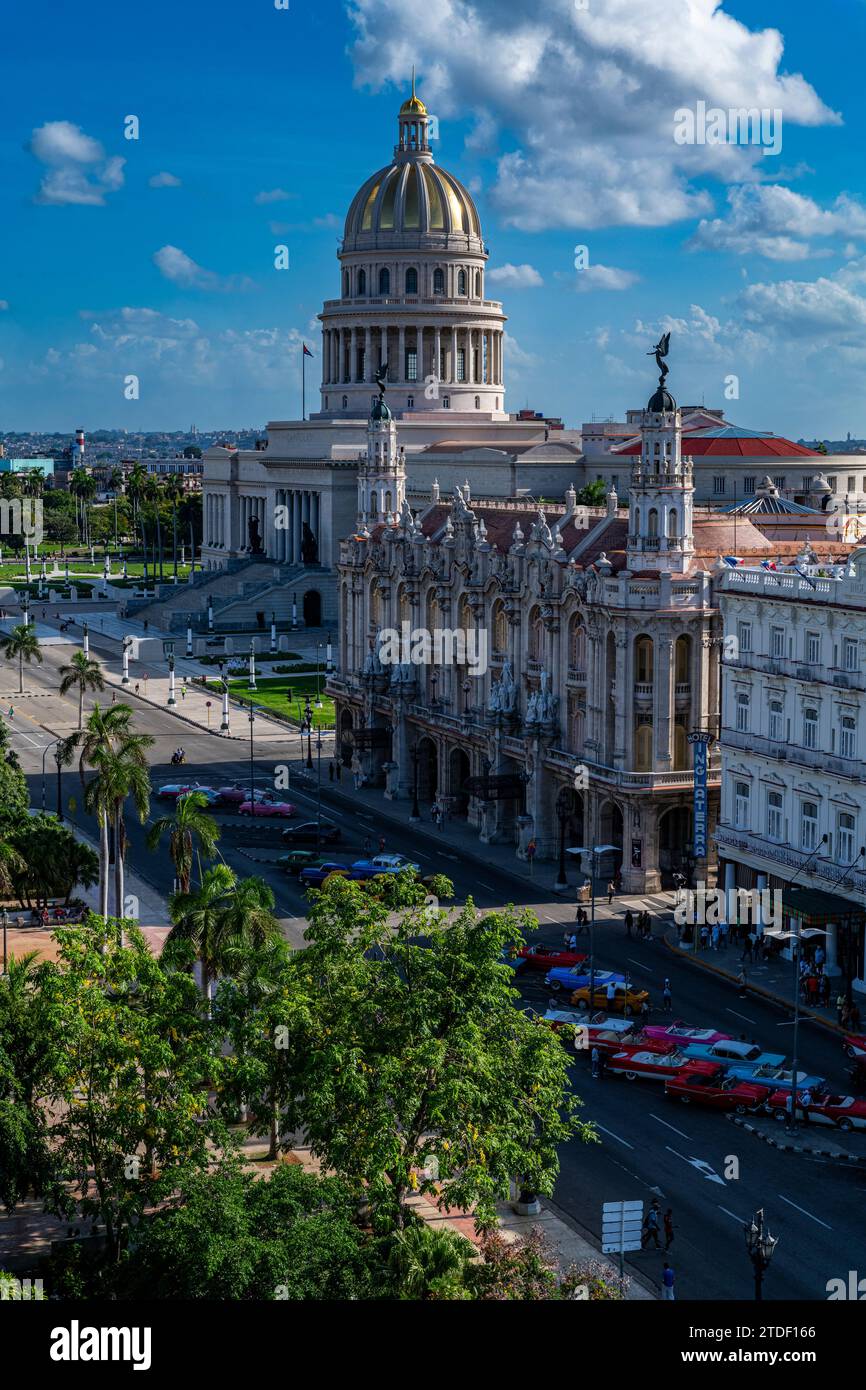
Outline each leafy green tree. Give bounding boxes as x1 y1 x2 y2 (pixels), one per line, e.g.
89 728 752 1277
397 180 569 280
7 815 98 907
0 623 42 694
167 864 282 1001
292 879 590 1231
146 790 220 893
0 719 29 832
0 952 54 1211
58 650 105 729
110 1164 376 1300
39 917 229 1262
45 510 78 553
59 703 140 915
214 936 303 1159
385 1220 474 1300
577 479 609 506
85 732 153 919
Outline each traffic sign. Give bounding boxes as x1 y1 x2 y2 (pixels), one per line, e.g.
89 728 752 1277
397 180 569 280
601 1199 644 1259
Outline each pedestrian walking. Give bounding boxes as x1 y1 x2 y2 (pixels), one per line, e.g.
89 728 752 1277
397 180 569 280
378 836 386 854
700 924 709 951
606 980 617 1009
363 836 372 855
135 682 140 696
820 973 831 1007
625 909 633 938
642 1202 661 1250
737 969 748 999
664 1209 675 1251
662 978 672 1013
591 1046 601 1079
740 935 753 963
607 881 615 905
662 1262 676 1300
567 932 579 952
711 924 720 952
335 760 341 781
7 706 12 719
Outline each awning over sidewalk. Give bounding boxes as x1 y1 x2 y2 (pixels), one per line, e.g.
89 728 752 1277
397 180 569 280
782 886 865 926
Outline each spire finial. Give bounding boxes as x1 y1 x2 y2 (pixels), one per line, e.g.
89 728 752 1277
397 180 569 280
411 64 416 100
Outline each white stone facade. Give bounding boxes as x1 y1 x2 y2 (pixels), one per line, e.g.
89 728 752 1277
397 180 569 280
716 558 866 992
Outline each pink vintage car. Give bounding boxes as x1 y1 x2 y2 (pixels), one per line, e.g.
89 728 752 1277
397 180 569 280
238 791 296 818
644 1021 732 1047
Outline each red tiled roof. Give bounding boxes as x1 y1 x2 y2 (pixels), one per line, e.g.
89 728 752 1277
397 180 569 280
617 436 821 458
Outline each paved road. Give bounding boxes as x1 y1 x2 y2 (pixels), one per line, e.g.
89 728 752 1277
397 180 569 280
4 639 862 1300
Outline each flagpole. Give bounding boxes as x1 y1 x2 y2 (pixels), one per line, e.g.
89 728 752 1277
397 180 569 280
302 346 306 421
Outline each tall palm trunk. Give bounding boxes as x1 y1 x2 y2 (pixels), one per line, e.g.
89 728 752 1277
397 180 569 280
98 813 110 918
18 652 23 694
78 681 84 729
156 513 164 581
113 803 125 920
172 505 178 581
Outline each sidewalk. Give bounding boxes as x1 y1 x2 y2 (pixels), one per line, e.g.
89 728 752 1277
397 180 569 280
663 925 849 1038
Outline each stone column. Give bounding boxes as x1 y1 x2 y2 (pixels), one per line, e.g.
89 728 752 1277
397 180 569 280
434 326 442 385
380 326 387 375
614 634 628 768
364 326 372 381
655 634 674 767
292 491 302 564
450 327 458 384
398 326 406 383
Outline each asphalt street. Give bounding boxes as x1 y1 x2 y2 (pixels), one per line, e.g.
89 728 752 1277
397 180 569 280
4 638 864 1301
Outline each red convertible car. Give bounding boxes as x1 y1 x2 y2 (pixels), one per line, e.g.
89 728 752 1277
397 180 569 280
605 1048 702 1082
518 943 588 972
765 1089 866 1131
844 1034 866 1061
665 1062 772 1113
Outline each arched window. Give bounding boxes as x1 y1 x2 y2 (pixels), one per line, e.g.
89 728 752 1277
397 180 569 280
457 268 467 295
571 708 585 755
675 635 690 685
343 271 350 298
635 725 653 772
569 618 587 673
528 607 544 663
635 636 654 684
433 268 445 295
492 602 508 655
379 267 390 295
674 724 688 770
647 508 659 539
668 507 679 538
475 270 482 297
358 269 366 296
405 267 418 294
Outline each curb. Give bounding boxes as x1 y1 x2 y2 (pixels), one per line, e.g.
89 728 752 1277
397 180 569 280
663 932 849 1040
728 1113 866 1164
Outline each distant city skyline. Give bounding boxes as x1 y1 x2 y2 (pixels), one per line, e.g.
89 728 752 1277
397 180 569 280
3 0 866 436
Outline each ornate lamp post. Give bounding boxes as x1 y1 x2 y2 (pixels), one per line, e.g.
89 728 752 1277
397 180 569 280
167 654 177 707
304 698 313 769
744 1209 778 1301
219 659 230 734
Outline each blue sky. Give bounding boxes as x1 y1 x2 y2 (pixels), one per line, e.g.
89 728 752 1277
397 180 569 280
2 0 866 437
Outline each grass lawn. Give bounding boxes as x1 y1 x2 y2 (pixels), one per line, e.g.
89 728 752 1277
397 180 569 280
213 674 335 727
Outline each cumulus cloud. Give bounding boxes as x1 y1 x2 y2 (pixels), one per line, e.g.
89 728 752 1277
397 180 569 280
574 263 639 292
312 213 341 229
348 0 838 232
149 171 182 188
27 121 125 206
152 245 254 293
254 188 295 204
688 185 866 261
487 262 543 288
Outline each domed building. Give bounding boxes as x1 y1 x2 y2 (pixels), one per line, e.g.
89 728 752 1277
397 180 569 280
319 80 507 419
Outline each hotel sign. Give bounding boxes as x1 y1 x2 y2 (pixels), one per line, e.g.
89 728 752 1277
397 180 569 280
689 731 714 859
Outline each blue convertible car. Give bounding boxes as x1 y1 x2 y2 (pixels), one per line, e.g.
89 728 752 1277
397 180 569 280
544 967 626 994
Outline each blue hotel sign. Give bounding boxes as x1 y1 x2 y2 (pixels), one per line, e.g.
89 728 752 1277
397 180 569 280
689 732 714 859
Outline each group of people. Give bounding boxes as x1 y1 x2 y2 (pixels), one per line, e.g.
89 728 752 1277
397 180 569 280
838 993 862 1031
625 909 653 940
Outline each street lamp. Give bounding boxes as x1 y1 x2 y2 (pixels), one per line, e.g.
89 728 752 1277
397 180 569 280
744 1209 778 1301
304 698 313 769
247 702 258 811
219 660 230 734
762 922 827 1133
315 644 324 708
54 744 64 821
566 844 619 1012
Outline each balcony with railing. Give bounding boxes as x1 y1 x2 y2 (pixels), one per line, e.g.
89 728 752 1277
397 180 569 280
720 727 866 780
715 823 866 900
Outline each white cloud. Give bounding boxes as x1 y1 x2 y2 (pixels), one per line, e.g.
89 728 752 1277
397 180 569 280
27 121 125 206
0 301 8 311
575 263 639 292
348 0 839 232
254 188 295 205
487 262 543 288
313 213 341 229
503 331 537 371
688 185 866 261
149 171 182 188
152 245 253 293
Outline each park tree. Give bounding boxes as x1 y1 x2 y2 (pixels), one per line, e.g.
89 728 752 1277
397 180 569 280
7 815 98 907
39 918 229 1263
0 719 29 833
0 952 54 1212
0 623 42 694
291 877 589 1231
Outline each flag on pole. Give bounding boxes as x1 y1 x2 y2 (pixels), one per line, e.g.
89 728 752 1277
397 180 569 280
721 555 741 567
302 343 313 358
760 559 778 571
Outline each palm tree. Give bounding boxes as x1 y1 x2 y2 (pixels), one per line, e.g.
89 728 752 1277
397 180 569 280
107 467 124 549
144 477 165 581
0 837 26 897
89 733 153 920
0 623 42 694
146 790 220 893
62 703 146 917
165 474 184 581
167 864 280 1000
58 650 105 729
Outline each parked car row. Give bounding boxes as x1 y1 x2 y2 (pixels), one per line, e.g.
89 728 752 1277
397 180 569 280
156 779 297 817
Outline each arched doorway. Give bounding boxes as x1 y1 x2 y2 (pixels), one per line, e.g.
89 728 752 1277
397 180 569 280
415 736 438 802
449 747 471 817
659 805 693 885
339 710 354 768
598 799 624 883
303 589 321 626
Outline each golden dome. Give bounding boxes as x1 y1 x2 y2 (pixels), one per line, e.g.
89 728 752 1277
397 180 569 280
400 94 427 115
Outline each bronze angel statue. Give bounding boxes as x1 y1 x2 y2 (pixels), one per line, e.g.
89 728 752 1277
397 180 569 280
648 332 671 383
